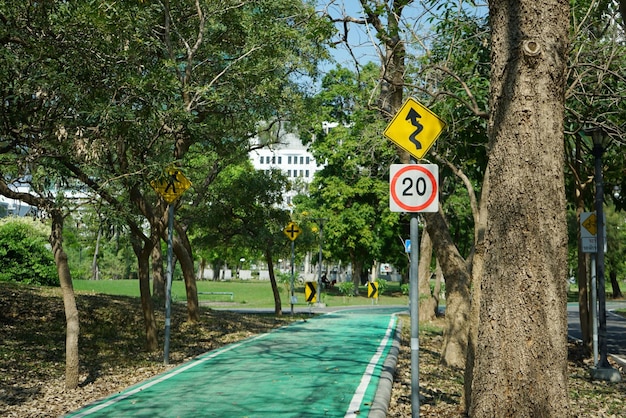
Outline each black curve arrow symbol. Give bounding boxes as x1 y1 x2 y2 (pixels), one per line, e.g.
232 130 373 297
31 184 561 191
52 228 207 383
406 108 424 150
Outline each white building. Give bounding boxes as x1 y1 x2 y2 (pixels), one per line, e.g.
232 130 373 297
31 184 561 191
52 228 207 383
249 131 323 207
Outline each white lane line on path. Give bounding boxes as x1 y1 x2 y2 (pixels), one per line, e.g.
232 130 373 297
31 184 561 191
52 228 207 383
345 314 397 418
69 332 270 417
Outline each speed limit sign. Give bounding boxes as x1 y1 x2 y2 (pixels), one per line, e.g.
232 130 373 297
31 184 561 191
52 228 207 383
389 164 438 212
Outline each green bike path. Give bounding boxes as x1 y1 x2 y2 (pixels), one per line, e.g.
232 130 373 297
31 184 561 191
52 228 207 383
66 307 404 418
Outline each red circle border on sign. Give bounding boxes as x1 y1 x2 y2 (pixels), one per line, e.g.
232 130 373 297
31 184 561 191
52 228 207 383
390 165 438 212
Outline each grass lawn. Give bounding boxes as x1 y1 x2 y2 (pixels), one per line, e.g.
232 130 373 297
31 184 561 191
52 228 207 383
72 279 410 309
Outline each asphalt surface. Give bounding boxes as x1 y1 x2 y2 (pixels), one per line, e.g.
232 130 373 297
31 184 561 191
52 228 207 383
65 307 405 418
567 301 626 365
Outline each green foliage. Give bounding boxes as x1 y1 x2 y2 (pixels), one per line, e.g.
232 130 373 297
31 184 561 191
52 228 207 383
277 271 299 295
294 63 402 270
605 205 626 281
0 218 58 286
337 281 354 297
401 283 410 296
376 278 388 296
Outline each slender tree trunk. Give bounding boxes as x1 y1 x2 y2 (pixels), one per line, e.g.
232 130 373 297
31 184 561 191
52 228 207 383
469 0 570 414
152 244 165 300
572 133 592 353
131 233 159 352
91 227 101 280
197 257 206 280
577 208 592 352
265 249 282 315
433 259 443 309
50 210 80 390
464 168 489 410
610 271 623 299
424 209 471 368
172 226 199 322
418 228 437 321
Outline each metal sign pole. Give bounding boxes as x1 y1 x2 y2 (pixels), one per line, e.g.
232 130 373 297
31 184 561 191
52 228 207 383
290 240 295 315
316 220 324 305
591 254 598 365
163 203 174 365
410 214 420 417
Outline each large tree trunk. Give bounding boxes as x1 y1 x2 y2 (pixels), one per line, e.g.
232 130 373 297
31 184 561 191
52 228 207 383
469 0 570 415
418 228 437 321
265 249 282 315
51 210 80 390
350 254 363 296
424 209 472 369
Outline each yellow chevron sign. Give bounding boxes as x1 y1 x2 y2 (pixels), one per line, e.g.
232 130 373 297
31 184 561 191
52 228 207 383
305 282 317 303
368 282 379 299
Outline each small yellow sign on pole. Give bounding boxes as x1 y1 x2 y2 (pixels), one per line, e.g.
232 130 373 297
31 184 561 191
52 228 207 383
383 97 446 160
305 282 317 303
582 212 597 235
283 222 302 241
151 168 192 204
368 281 379 299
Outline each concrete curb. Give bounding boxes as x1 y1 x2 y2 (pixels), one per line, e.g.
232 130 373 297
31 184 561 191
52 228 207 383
369 318 403 418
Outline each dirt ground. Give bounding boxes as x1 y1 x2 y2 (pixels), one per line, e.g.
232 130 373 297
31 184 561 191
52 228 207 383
1 283 625 417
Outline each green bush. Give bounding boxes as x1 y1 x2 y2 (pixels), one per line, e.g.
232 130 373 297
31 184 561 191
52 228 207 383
0 218 58 286
338 281 354 297
401 283 410 295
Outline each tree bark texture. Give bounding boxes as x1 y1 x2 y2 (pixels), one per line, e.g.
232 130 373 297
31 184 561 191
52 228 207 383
423 209 472 369
418 228 438 321
130 233 159 352
152 244 165 300
51 210 80 390
610 271 623 298
265 249 282 316
469 0 570 415
464 167 489 409
172 225 200 322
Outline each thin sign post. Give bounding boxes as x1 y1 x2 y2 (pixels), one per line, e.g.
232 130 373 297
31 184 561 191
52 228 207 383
409 215 420 417
163 204 174 365
284 222 301 314
152 167 191 365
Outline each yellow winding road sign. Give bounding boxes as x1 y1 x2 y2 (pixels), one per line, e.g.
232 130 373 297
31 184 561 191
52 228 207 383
384 97 446 160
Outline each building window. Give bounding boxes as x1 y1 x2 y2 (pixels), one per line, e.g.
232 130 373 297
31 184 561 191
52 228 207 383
278 156 282 164
305 170 310 178
260 156 264 164
300 156 304 164
288 156 292 164
306 157 310 164
299 170 304 177
287 170 291 177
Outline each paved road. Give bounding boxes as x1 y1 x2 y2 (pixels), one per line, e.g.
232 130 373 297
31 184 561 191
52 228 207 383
567 301 626 363
66 307 405 418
